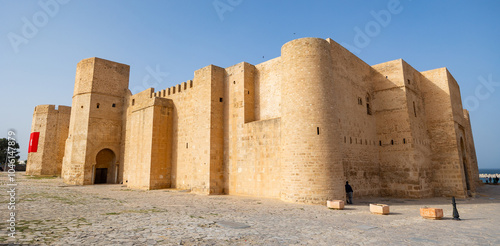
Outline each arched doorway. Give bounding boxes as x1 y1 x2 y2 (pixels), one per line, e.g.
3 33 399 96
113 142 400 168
460 138 470 191
94 149 116 184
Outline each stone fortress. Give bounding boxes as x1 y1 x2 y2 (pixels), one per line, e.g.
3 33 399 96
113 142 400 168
27 37 480 204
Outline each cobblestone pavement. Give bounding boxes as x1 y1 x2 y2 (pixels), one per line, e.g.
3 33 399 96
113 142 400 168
0 173 499 245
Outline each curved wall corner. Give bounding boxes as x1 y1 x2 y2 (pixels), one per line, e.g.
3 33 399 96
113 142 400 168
280 37 345 204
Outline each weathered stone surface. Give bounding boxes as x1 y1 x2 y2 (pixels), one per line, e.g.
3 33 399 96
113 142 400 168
27 37 480 205
370 204 390 215
420 207 444 220
327 200 345 210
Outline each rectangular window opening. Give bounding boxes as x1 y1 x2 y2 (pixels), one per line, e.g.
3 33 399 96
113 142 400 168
317 127 320 135
413 101 417 117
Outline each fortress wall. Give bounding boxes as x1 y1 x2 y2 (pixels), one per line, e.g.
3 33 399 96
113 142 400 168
420 68 466 197
463 110 481 188
149 98 173 188
254 57 281 121
62 94 91 184
125 98 155 189
401 62 433 197
157 65 224 194
125 96 173 190
326 39 380 198
208 66 225 194
238 118 281 198
162 81 197 191
26 105 71 176
222 61 282 198
372 60 427 197
55 106 71 175
280 38 345 204
223 62 252 195
118 90 132 184
123 88 152 184
447 71 480 193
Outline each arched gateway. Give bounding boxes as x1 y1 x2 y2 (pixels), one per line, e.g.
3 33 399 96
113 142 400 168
94 149 116 184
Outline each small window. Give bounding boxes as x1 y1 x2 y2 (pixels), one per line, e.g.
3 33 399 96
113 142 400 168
403 138 406 144
391 140 394 145
132 99 135 106
413 101 417 117
219 98 223 102
186 143 188 149
366 94 372 115
233 81 236 84
358 97 363 105
112 103 116 108
385 76 388 79
379 141 382 146
317 127 320 135
96 103 100 109
81 106 83 109
344 136 346 143
350 137 352 144
407 79 411 84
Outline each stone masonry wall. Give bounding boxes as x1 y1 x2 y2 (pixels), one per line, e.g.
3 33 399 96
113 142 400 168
327 39 381 198
29 37 480 204
27 105 70 176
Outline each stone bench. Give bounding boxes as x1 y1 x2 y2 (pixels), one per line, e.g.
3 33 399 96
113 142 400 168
420 207 443 220
370 204 390 215
327 200 345 210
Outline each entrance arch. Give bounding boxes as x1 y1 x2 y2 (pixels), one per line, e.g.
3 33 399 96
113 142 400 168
94 149 116 184
460 138 470 191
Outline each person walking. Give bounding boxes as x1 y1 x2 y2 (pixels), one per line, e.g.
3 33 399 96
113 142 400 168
345 181 353 204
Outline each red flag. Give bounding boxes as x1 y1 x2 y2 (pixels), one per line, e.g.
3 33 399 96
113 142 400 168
28 132 40 153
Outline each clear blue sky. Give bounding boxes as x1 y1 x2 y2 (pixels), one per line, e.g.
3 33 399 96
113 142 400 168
1 0 499 169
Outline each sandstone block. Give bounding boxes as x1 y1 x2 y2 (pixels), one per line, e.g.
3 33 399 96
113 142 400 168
327 200 344 210
420 207 443 220
370 204 390 215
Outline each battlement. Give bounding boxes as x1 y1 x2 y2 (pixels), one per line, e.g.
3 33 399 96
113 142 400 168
34 105 71 114
151 80 195 98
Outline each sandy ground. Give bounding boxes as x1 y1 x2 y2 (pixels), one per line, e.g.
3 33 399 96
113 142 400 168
0 172 499 245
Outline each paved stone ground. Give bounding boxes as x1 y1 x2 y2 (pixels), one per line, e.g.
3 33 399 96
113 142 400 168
0 173 499 245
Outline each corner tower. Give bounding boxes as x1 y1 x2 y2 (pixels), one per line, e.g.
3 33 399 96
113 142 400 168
62 58 130 185
280 38 345 204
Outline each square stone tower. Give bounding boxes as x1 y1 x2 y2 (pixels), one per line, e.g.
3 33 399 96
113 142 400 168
26 105 71 175
61 58 130 185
